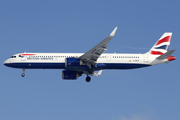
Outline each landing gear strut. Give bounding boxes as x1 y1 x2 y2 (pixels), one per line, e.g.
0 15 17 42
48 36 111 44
88 68 93 74
21 69 25 77
86 76 91 82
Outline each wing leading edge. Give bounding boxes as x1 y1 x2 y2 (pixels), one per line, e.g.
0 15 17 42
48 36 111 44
79 27 118 68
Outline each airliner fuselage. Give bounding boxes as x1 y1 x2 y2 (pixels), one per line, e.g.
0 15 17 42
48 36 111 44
4 53 151 70
3 27 176 82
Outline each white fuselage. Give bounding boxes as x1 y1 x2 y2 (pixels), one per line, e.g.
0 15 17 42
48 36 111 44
3 30 175 81
4 52 161 71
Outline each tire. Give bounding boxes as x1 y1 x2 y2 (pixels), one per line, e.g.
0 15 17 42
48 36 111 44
86 76 91 82
21 73 25 77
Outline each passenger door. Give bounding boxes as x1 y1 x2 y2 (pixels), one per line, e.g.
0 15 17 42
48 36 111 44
106 55 111 62
144 54 148 62
21 55 27 61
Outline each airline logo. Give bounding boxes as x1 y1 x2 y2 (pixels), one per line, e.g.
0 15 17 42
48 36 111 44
154 45 168 50
150 33 172 55
19 54 36 57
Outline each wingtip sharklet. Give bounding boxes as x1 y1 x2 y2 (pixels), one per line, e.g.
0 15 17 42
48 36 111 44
110 27 118 36
93 70 103 77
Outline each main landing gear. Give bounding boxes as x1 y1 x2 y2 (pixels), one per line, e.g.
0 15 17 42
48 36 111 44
85 68 93 82
86 76 91 82
88 68 93 74
21 69 25 77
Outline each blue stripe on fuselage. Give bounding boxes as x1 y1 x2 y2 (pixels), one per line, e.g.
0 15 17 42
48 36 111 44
4 62 151 70
104 63 150 69
4 63 65 69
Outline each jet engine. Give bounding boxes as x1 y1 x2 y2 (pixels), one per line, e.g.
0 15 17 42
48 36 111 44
65 58 83 68
62 70 81 80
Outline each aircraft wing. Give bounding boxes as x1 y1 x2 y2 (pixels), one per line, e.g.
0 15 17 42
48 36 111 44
79 27 118 67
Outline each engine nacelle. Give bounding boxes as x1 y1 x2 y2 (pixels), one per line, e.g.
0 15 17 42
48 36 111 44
62 70 80 80
65 58 83 68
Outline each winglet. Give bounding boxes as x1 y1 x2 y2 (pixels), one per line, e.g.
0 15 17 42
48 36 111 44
93 70 103 77
110 27 118 36
97 70 103 76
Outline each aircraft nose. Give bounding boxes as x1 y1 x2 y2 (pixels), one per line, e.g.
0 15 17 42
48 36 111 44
3 59 10 67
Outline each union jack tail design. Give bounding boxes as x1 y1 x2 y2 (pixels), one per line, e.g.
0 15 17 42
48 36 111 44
148 32 172 55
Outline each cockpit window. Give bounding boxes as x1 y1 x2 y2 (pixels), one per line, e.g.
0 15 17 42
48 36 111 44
11 56 16 58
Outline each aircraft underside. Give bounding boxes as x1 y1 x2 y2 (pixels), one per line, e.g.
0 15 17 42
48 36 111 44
4 62 151 70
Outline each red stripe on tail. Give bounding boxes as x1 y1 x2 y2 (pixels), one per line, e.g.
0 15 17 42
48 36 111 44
156 36 171 45
151 51 164 55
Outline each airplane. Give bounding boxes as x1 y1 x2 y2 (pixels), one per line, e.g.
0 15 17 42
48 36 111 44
3 27 176 82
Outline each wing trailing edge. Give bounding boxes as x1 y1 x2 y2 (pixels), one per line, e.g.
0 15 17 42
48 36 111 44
79 27 118 68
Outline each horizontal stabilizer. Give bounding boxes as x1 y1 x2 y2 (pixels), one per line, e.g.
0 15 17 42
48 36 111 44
156 49 175 60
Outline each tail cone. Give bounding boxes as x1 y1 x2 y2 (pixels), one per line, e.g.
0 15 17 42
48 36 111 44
167 56 176 61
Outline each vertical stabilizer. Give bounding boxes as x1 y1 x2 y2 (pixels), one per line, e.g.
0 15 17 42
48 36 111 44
148 32 172 55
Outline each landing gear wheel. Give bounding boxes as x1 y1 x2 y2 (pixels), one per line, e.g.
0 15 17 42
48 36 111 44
86 76 91 82
21 69 25 77
21 73 25 77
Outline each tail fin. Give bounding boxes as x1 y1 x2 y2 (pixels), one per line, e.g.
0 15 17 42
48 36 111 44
148 32 172 55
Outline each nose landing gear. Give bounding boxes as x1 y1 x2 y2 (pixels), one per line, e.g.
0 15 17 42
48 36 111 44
21 69 25 77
